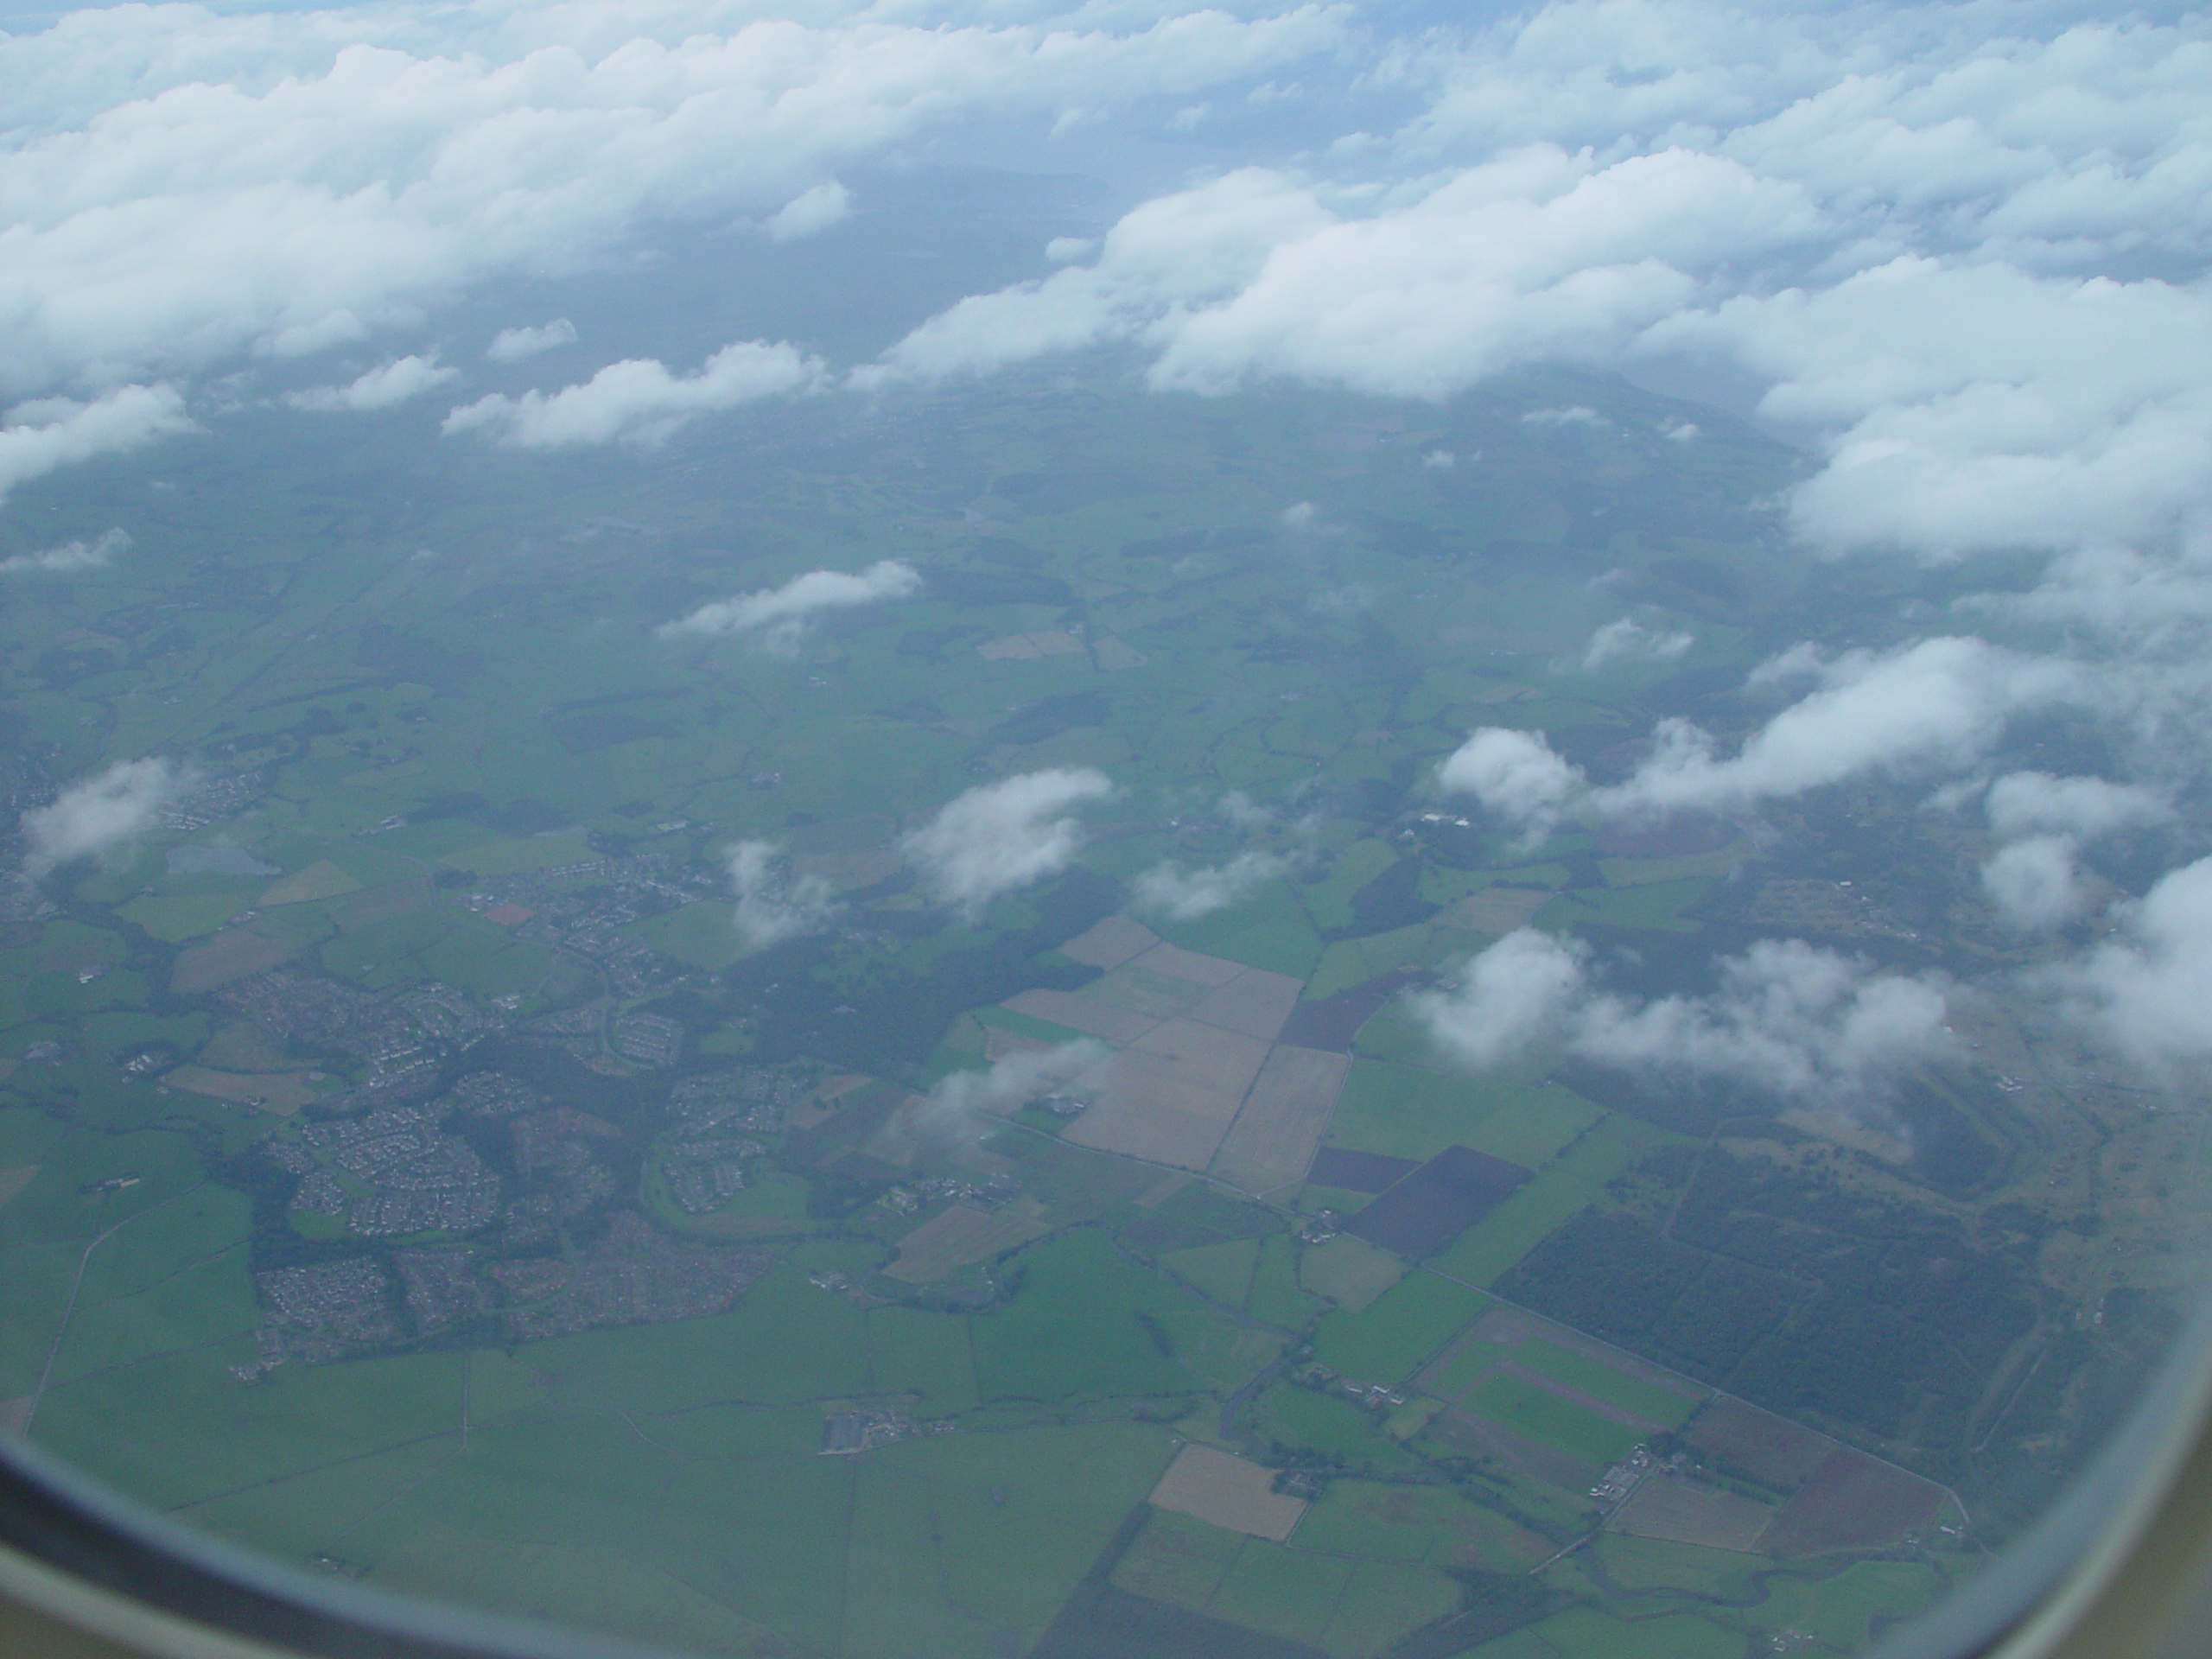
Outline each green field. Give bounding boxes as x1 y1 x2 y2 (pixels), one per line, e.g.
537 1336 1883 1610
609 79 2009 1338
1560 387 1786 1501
1427 1115 1677 1287
1313 1271 1491 1384
1464 1372 1641 1466
1510 1340 1702 1427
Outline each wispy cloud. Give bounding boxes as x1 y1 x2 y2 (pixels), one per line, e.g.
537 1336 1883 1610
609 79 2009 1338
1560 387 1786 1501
660 560 921 652
287 353 455 411
0 528 128 575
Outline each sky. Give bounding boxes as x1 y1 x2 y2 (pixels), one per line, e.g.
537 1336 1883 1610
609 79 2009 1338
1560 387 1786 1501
6 0 2212 1093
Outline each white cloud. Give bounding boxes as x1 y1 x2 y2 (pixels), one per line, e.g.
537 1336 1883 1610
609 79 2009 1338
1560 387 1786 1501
444 340 824 448
0 386 194 505
766 180 851 241
1435 728 1583 842
1983 772 2169 841
0 3 1344 404
1412 926 1589 1070
924 1039 1110 1138
1132 849 1294 921
2056 856 2212 1065
287 352 454 411
0 527 128 575
904 767 1114 919
1570 616 1693 671
659 559 920 650
869 148 1821 396
1982 835 2086 933
485 319 576 363
1415 927 1951 1102
1523 404 1600 425
1447 637 2083 836
1422 448 1456 468
1046 237 1096 263
727 840 838 953
22 758 183 877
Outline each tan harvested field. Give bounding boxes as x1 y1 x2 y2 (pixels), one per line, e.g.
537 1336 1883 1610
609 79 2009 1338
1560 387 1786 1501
1001 989 1160 1044
1085 964 1211 1019
1065 1049 1249 1169
172 925 312 994
259 859 361 906
1147 1444 1307 1541
1129 942 1247 987
1186 969 1304 1042
0 1167 38 1211
164 1065 319 1115
884 1199 1053 1283
1130 1019 1270 1096
1761 1450 1946 1556
0 1399 28 1433
1299 1235 1406 1311
1609 1477 1777 1553
1441 887 1555 935
1058 915 1160 969
976 630 1084 660
1210 1045 1350 1193
1684 1398 1834 1490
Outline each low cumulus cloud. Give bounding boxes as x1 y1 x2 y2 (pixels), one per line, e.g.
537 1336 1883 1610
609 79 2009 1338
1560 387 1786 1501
1976 772 2170 932
1414 928 1952 1103
766 180 852 242
922 1039 1110 1139
904 768 1114 919
659 560 920 652
1445 637 2082 839
2054 857 2212 1066
443 340 826 448
287 353 455 412
22 758 184 877
1132 849 1296 922
1569 617 1693 672
727 841 838 954
0 528 128 575
0 387 193 504
485 320 575 363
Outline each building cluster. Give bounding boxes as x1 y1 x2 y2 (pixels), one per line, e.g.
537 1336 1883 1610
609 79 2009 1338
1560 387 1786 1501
268 1096 499 1237
503 1212 774 1341
156 769 265 833
819 1408 956 1455
1291 1362 1408 1413
611 1011 682 1067
247 1257 402 1370
457 852 719 1001
1590 1445 1655 1506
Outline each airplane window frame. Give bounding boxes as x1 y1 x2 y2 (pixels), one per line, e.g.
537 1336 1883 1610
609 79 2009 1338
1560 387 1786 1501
3 1293 2211 1659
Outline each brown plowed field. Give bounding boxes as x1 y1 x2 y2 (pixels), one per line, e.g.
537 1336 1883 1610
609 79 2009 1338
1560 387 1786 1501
1684 1398 1832 1491
1760 1450 1946 1556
